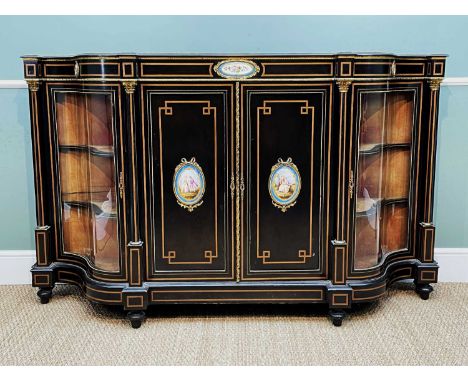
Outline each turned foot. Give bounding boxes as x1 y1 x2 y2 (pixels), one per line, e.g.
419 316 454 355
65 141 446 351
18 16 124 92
329 309 346 327
127 310 145 329
37 287 53 304
415 283 434 300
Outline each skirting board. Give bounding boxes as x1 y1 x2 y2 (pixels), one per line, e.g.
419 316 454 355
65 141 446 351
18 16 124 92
0 249 466 285
0 250 36 285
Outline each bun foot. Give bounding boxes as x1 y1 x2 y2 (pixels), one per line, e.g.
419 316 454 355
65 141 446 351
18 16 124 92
415 283 434 300
127 310 145 329
329 309 346 327
37 288 53 304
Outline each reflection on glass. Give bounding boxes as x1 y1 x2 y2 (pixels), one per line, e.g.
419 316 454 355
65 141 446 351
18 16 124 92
354 91 414 270
56 92 119 272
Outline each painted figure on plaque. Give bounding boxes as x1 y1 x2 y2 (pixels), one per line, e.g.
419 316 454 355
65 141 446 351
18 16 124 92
268 158 301 212
173 157 205 212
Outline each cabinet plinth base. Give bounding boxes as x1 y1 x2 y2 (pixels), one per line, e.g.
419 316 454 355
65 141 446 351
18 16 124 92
329 309 346 327
127 310 145 329
36 260 438 325
37 287 53 304
415 283 434 300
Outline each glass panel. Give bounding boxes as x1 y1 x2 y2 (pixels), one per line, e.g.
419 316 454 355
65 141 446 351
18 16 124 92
56 92 119 272
354 91 414 270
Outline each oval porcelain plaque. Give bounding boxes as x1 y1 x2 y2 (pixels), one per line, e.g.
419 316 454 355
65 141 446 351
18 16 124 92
268 158 301 212
173 158 205 212
214 60 259 79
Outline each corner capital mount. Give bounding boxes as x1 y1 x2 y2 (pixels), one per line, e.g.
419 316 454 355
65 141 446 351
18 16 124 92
337 79 352 93
26 80 40 92
123 80 137 94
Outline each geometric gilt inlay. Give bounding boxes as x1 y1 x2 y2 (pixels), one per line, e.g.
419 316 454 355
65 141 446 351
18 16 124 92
255 100 314 269
257 249 312 264
163 249 218 265
159 100 218 268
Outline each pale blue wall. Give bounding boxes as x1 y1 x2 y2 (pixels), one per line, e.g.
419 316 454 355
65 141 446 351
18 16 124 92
0 89 36 248
434 87 468 246
0 16 467 249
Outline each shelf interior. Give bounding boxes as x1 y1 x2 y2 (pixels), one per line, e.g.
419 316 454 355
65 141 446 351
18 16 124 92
354 90 414 270
55 91 119 273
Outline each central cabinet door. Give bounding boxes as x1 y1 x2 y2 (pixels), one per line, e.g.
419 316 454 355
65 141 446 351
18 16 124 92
143 84 234 280
240 84 332 280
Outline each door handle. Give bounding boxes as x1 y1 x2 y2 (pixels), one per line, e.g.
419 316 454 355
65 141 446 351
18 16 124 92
349 170 354 198
119 171 124 199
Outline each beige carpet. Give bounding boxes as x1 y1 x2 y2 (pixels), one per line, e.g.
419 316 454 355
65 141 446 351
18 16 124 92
0 282 467 365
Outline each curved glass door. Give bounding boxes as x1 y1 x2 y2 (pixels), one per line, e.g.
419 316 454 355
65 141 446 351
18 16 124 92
55 91 119 272
354 89 415 270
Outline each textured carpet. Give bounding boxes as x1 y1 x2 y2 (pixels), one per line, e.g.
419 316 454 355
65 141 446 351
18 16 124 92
0 282 466 365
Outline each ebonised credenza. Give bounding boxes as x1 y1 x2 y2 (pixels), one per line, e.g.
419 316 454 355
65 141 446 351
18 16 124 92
22 53 446 327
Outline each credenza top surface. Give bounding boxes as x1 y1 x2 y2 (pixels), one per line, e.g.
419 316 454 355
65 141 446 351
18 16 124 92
22 53 447 80
22 53 448 60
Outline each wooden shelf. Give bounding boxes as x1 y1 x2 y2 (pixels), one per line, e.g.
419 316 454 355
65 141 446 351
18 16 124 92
62 199 117 218
356 197 408 215
59 145 114 157
359 142 411 155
